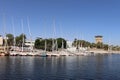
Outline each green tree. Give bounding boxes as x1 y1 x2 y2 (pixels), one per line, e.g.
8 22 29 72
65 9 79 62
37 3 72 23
96 42 103 49
56 38 66 49
34 38 41 49
6 33 14 46
15 34 26 47
90 43 96 48
34 38 67 51
72 39 91 48
103 44 108 50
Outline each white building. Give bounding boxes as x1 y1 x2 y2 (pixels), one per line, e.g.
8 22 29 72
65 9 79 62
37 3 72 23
67 41 73 48
25 40 35 47
0 35 3 46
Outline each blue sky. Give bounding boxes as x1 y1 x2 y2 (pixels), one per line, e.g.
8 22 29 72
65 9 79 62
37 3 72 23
0 0 120 45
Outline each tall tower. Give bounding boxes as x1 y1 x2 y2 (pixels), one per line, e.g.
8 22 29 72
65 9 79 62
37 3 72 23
95 35 103 44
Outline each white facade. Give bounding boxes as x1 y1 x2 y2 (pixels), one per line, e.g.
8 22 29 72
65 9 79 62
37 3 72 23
67 41 73 48
25 40 35 47
0 36 3 46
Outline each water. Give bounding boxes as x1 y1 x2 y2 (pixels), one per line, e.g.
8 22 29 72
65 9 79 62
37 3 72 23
0 54 120 80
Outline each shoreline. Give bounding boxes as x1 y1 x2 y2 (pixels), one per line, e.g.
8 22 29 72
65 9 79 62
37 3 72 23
89 49 120 54
0 49 120 56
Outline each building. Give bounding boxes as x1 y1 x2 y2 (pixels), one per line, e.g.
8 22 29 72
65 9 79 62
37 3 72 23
25 40 35 47
0 35 3 46
95 35 103 43
67 41 73 48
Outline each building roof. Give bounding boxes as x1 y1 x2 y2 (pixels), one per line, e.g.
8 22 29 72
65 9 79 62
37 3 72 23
95 35 103 38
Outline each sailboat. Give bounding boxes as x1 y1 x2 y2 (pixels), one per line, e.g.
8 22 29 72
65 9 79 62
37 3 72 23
26 17 36 56
9 18 18 56
74 38 88 56
59 39 69 56
50 19 60 57
2 15 8 56
18 19 27 56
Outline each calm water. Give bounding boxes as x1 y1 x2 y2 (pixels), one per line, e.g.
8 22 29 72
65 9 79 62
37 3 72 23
0 54 120 80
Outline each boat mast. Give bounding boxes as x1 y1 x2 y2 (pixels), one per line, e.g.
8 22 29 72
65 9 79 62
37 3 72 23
43 18 47 52
45 39 47 52
12 18 16 51
108 37 112 53
60 24 64 50
27 17 33 51
61 40 64 50
21 19 24 52
3 15 8 53
54 20 58 51
52 19 56 52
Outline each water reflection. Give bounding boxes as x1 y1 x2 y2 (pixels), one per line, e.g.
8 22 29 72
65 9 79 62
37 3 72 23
0 55 120 80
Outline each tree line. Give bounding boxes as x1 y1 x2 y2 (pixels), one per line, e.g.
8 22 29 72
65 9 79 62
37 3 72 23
2 33 67 51
2 33 120 51
72 38 120 51
34 38 67 51
2 33 26 47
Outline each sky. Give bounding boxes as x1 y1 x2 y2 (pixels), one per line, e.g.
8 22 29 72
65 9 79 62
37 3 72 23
0 0 120 45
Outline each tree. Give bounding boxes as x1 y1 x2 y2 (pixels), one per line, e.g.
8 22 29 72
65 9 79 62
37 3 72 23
96 42 103 49
90 43 96 48
72 38 77 47
34 38 67 51
6 33 14 46
34 38 41 49
15 34 26 47
56 38 66 49
103 44 108 50
72 39 91 48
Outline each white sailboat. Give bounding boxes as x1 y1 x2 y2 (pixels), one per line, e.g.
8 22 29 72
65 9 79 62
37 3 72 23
51 19 60 56
59 40 69 56
9 18 18 56
18 19 27 56
26 17 36 56
1 15 7 56
74 37 88 56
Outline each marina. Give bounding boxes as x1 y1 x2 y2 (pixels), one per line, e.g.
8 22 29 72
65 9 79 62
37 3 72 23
1 0 120 79
0 46 119 56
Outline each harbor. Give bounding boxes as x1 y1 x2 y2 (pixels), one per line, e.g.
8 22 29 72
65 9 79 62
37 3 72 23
0 46 120 56
1 0 120 79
